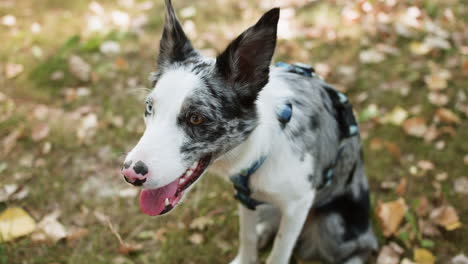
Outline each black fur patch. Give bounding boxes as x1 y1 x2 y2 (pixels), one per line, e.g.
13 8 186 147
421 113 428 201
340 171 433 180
314 187 371 241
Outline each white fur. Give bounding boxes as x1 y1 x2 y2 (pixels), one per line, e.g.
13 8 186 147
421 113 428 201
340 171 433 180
211 71 317 264
126 68 203 189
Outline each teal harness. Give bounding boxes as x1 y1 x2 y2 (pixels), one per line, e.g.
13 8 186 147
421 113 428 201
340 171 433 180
229 62 358 210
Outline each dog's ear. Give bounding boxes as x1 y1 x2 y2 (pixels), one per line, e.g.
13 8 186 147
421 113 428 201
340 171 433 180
216 8 279 104
157 0 196 68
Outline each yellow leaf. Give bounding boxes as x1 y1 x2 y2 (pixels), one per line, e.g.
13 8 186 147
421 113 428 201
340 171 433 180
414 248 435 264
430 205 461 231
0 207 37 242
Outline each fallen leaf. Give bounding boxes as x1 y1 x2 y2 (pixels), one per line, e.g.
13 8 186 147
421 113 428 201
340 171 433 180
384 141 402 160
376 244 401 264
376 198 408 237
395 178 407 196
454 177 468 195
1 15 16 26
424 36 450 50
414 248 435 264
5 63 24 79
410 42 431 55
424 72 450 91
66 227 89 245
435 108 461 124
417 160 435 171
1 127 23 157
189 216 214 231
430 205 461 231
31 123 50 142
34 210 67 243
100 41 121 55
435 172 448 181
427 92 449 106
401 258 416 264
382 107 408 125
76 113 98 143
0 207 37 242
0 184 18 202
119 242 143 255
68 55 91 82
359 49 385 64
403 117 427 138
452 254 468 264
419 219 441 237
424 125 439 142
188 233 204 245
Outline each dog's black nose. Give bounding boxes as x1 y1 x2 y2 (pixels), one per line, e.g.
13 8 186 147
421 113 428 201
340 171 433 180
133 160 148 176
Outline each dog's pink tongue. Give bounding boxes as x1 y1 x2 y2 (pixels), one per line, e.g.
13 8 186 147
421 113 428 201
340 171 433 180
139 179 178 216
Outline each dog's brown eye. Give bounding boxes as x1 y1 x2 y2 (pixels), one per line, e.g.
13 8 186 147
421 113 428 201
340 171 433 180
188 113 205 125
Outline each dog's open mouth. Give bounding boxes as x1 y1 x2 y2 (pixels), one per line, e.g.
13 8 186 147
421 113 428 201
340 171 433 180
139 156 211 216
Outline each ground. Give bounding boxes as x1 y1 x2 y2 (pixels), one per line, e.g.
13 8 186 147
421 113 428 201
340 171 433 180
0 0 467 263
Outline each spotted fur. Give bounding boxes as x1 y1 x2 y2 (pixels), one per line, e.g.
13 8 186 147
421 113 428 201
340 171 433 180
123 1 377 263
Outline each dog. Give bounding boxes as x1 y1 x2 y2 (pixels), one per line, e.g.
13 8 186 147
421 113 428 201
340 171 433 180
121 1 378 263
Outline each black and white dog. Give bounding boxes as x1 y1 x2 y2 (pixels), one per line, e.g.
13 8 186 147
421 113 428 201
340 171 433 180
121 1 378 263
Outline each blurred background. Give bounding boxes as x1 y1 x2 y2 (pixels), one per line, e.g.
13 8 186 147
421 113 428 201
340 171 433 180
0 0 467 263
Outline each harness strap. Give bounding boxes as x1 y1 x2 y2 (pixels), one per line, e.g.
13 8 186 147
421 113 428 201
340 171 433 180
230 156 267 210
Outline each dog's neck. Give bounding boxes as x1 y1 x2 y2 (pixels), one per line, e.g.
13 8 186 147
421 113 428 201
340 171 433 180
210 70 290 176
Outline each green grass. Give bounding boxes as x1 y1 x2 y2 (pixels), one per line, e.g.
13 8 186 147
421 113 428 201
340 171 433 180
1 0 467 263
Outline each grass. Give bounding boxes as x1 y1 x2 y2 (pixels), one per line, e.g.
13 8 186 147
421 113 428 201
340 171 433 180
0 0 467 263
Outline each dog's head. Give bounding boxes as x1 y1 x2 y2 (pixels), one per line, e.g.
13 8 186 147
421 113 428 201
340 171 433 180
121 0 279 216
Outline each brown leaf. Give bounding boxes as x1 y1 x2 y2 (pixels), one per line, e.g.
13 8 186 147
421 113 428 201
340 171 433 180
429 205 461 231
423 125 439 142
403 117 427 138
414 248 435 264
395 178 407 196
376 198 408 237
66 227 89 245
31 123 50 142
435 108 461 124
384 141 402 160
118 242 142 255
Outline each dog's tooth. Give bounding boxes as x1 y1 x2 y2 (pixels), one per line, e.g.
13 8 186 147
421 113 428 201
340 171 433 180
164 198 170 206
186 170 193 177
179 178 185 184
192 161 199 169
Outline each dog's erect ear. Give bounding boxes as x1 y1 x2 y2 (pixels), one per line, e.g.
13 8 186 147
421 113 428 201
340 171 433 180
157 0 196 68
216 8 279 104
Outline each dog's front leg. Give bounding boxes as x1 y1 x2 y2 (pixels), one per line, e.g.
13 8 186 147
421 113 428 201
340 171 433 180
266 195 314 264
230 204 258 264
